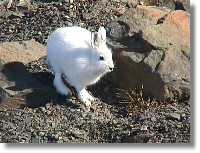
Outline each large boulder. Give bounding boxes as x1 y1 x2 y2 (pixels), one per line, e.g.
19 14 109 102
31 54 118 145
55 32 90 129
0 40 53 108
143 10 190 56
135 0 190 11
174 0 190 11
0 39 46 65
107 5 190 101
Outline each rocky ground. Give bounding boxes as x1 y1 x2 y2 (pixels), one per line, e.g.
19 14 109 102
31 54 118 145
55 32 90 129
0 0 191 143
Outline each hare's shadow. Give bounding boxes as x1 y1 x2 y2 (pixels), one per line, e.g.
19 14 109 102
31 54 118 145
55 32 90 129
1 61 119 109
1 62 76 108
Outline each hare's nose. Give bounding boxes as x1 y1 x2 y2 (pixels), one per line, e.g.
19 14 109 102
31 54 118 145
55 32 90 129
109 67 113 71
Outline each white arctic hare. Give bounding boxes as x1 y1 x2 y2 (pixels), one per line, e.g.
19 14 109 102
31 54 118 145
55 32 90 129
47 26 114 107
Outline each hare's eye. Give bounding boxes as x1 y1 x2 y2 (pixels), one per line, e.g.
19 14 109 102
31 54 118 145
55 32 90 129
99 55 104 61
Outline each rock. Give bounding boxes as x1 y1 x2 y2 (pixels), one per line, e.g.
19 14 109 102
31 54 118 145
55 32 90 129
143 24 180 49
0 5 7 18
151 116 156 122
118 5 171 34
143 10 190 56
109 5 190 101
143 49 164 71
167 112 181 121
174 0 190 11
164 10 190 56
114 5 127 17
116 49 166 100
0 41 56 108
157 46 190 99
139 0 190 11
107 21 130 41
0 40 47 65
120 51 146 63
0 1 191 144
144 11 189 54
140 0 176 10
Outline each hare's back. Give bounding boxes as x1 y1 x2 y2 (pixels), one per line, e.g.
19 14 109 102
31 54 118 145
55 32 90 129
47 27 93 73
49 26 92 49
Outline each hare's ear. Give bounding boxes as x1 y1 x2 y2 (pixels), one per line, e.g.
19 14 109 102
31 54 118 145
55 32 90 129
91 32 96 48
97 27 106 42
94 27 106 47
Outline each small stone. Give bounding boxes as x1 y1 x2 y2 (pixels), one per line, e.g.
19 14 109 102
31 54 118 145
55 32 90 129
114 6 126 17
55 132 62 139
76 108 81 112
168 113 181 121
51 122 56 128
31 137 40 143
79 22 85 26
46 110 51 115
41 107 46 113
151 116 157 122
64 15 70 19
181 113 186 118
70 108 76 112
38 31 42 35
112 119 118 125
107 21 129 40
129 124 134 128
45 103 51 109
141 125 148 131
39 131 45 136
176 124 182 129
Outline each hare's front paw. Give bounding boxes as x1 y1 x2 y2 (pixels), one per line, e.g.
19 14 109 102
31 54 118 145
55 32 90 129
78 89 95 107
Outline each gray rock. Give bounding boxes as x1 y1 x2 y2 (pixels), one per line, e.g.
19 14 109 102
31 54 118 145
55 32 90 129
0 40 47 65
0 41 56 108
107 21 130 40
110 5 190 101
174 0 190 12
168 113 181 121
118 6 171 35
143 49 164 71
140 0 176 10
121 51 146 63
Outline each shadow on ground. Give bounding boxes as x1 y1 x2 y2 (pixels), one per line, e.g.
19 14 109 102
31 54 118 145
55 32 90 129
0 62 72 108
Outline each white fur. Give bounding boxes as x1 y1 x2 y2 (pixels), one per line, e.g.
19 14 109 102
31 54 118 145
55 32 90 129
47 26 114 107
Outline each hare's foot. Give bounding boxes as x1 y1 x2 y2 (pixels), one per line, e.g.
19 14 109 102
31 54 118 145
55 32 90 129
78 89 95 107
53 73 70 96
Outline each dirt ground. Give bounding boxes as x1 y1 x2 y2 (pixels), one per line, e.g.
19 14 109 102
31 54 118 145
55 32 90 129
0 0 191 143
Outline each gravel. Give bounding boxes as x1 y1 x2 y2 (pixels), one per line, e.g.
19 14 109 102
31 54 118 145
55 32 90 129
0 0 128 44
0 0 191 143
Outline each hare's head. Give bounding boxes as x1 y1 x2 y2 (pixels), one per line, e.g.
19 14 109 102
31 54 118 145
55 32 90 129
89 27 114 77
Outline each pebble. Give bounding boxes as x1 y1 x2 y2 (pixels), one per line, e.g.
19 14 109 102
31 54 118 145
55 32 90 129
181 113 186 118
141 125 148 131
46 110 51 115
39 131 45 136
70 108 76 112
151 116 157 122
112 119 118 125
176 124 182 129
41 107 46 113
168 113 181 121
31 137 40 143
114 6 126 16
45 103 52 109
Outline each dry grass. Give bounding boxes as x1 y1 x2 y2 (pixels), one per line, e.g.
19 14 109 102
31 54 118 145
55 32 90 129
114 87 177 116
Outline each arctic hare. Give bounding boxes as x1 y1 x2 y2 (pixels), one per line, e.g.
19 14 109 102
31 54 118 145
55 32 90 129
47 26 114 107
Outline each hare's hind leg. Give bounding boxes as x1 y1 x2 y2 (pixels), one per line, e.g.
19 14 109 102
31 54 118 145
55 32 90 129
53 73 70 96
75 87 95 107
